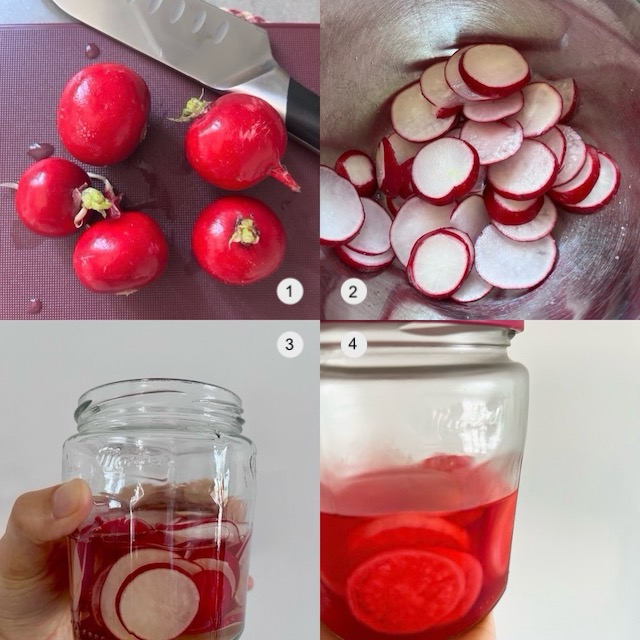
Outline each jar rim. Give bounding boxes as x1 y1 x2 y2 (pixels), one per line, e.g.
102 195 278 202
75 378 243 431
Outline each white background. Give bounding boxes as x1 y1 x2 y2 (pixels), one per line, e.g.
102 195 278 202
0 320 319 640
496 321 640 639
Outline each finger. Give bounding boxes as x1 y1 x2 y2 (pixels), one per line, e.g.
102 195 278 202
0 479 92 580
458 614 497 640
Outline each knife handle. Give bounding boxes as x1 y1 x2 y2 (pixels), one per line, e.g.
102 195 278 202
286 78 320 154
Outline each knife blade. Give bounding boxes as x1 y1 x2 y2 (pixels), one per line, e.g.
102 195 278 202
49 0 319 153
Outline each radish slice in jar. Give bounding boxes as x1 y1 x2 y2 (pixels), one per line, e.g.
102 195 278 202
116 566 200 640
434 548 484 623
193 558 238 595
100 549 181 640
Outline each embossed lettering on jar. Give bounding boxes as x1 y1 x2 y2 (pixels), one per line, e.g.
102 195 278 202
63 378 256 640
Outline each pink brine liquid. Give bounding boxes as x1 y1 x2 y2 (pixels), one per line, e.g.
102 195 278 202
69 509 251 640
321 455 518 639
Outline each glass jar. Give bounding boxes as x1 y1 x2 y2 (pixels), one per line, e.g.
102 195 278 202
63 378 256 640
320 322 528 640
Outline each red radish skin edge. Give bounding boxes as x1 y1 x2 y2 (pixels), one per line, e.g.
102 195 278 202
335 150 377 197
180 93 300 192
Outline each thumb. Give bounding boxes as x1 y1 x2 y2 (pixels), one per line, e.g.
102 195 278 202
0 478 92 580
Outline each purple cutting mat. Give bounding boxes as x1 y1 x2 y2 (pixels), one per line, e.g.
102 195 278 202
0 23 319 319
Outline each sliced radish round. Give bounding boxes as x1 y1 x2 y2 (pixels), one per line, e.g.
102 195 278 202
346 198 393 256
462 91 524 122
547 77 579 122
187 568 234 634
420 60 463 117
334 150 376 197
172 520 240 543
390 197 455 267
487 139 558 200
450 194 490 241
484 183 544 225
445 47 491 102
412 138 479 205
407 229 471 298
475 225 557 289
460 119 523 165
443 227 475 273
100 549 181 640
562 151 620 214
509 82 562 138
459 44 530 98
450 267 493 302
553 125 587 186
334 245 395 272
117 566 200 640
346 549 466 634
535 126 566 166
320 166 365 246
391 82 456 142
549 145 601 205
384 194 405 217
492 196 557 242
469 165 487 195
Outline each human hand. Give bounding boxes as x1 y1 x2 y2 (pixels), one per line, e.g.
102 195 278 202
0 479 93 640
321 614 496 640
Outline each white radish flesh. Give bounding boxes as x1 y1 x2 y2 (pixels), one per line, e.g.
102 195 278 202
549 146 600 205
193 558 238 595
387 132 423 165
407 229 471 297
444 227 475 273
562 151 620 214
334 150 376 197
420 60 463 116
553 125 587 186
412 138 479 204
334 245 395 272
450 194 491 242
487 139 558 200
444 46 491 102
320 166 365 246
391 82 456 142
492 196 558 242
451 267 493 302
510 82 562 138
463 91 524 122
101 549 180 640
460 119 524 165
460 44 530 98
535 126 566 166
475 225 557 289
390 197 456 267
117 566 200 640
346 198 393 256
547 78 579 122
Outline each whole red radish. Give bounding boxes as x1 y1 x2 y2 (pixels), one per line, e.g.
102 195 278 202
11 157 102 236
192 196 286 285
73 211 168 294
179 93 300 192
57 63 150 165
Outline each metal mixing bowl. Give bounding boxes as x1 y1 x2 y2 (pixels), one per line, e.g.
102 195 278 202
321 0 640 319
